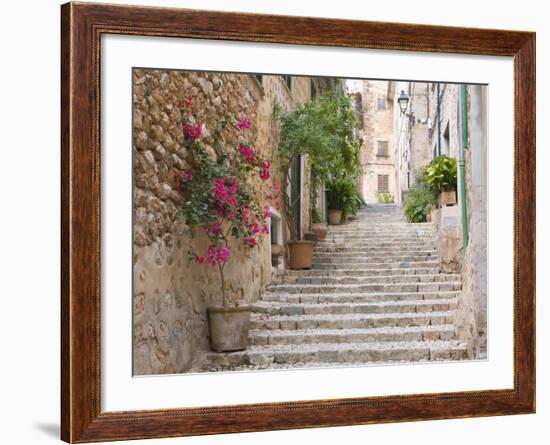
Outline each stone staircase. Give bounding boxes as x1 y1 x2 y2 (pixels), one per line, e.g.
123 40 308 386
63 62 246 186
203 204 468 371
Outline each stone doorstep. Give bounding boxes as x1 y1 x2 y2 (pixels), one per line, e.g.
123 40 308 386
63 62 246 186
260 290 460 304
204 340 469 368
250 310 456 330
252 298 457 316
250 325 457 345
266 281 462 294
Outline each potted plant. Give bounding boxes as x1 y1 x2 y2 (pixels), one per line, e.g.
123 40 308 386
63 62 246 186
424 155 458 207
326 176 364 225
175 98 272 352
274 93 362 268
310 208 328 241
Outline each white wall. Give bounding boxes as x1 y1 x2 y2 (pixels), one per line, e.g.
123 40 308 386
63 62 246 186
0 1 546 444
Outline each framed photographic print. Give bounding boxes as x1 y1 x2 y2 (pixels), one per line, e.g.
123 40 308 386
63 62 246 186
61 2 535 442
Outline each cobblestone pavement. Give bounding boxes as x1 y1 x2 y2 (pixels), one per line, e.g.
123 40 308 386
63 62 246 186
201 204 468 372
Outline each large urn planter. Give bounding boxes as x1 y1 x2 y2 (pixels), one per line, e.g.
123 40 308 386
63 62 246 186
287 240 315 270
311 223 328 240
438 190 457 207
328 209 343 225
207 305 252 352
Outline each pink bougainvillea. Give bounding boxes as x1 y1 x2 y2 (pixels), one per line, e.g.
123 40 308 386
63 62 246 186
239 144 255 163
182 122 202 143
237 118 252 129
259 160 271 180
175 100 273 307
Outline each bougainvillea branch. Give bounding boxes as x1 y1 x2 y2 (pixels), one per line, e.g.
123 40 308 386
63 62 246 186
175 98 272 308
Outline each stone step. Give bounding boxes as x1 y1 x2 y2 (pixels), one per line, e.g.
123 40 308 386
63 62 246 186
266 281 461 294
295 273 460 285
250 325 457 345
327 227 435 233
313 260 440 270
327 230 435 240
319 241 435 248
252 298 457 316
315 246 436 253
313 255 438 264
250 310 456 330
313 249 438 257
261 290 459 304
205 340 469 369
284 267 440 277
315 242 436 250
324 236 435 242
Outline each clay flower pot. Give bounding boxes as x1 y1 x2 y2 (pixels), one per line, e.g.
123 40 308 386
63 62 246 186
207 305 252 352
271 244 284 256
287 240 315 270
311 223 328 241
438 190 457 207
328 209 343 225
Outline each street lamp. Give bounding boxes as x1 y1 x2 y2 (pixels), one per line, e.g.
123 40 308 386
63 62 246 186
397 90 410 115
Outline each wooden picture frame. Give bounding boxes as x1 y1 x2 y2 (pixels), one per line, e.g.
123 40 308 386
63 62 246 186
61 2 535 442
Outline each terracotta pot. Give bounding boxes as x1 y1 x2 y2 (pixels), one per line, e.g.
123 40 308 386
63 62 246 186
438 190 457 207
287 240 315 270
207 305 252 352
328 209 343 225
311 223 328 241
271 244 284 256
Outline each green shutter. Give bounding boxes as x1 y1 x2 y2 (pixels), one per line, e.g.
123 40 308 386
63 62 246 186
290 156 302 240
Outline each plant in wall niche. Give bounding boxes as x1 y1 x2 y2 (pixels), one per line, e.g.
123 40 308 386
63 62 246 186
274 92 362 266
174 98 272 352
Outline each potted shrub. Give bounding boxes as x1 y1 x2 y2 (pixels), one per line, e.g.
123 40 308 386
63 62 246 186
326 176 364 225
175 98 272 352
310 208 328 241
274 93 362 268
424 155 458 207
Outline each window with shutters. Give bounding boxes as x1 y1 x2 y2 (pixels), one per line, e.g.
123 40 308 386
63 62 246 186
376 97 387 111
377 140 389 157
377 174 389 192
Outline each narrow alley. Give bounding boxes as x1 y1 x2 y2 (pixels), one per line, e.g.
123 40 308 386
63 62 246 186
203 204 468 371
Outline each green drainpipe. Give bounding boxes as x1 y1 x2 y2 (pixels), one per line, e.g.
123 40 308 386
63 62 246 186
458 84 469 249
324 188 329 224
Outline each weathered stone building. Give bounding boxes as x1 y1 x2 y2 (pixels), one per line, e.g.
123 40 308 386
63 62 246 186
390 80 488 358
391 81 432 205
132 69 335 375
346 80 396 204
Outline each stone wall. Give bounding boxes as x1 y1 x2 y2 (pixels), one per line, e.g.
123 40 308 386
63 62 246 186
427 83 459 158
132 70 322 375
455 85 488 357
